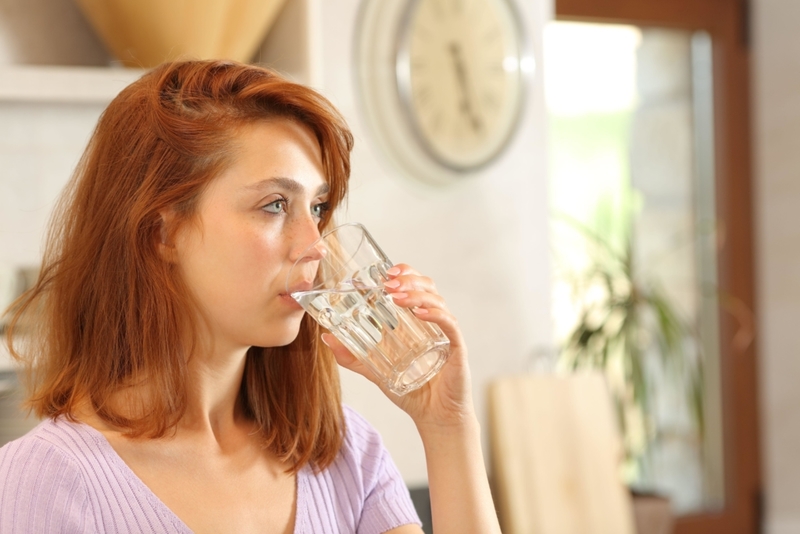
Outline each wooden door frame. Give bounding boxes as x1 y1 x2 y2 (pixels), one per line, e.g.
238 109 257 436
553 1 761 533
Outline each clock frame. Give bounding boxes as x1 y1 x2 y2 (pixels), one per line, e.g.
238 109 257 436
355 0 532 184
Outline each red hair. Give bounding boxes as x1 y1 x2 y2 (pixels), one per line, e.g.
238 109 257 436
3 60 353 471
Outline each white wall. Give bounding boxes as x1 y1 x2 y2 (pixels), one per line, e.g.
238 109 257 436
314 0 553 485
753 1 800 533
0 0 554 487
0 1 111 274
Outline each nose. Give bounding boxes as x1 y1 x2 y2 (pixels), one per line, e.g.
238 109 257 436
303 239 328 262
290 220 328 264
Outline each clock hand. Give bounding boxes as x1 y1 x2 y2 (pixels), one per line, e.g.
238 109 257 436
448 42 483 132
449 43 482 131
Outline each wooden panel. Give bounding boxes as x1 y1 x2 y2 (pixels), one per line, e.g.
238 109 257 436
488 373 635 534
557 0 732 30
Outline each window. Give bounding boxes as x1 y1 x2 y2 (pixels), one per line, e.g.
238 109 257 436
550 1 759 532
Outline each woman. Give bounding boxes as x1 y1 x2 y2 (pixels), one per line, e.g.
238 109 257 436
0 60 500 534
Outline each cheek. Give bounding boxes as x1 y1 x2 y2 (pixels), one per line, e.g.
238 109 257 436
180 221 279 303
217 227 282 295
247 227 286 279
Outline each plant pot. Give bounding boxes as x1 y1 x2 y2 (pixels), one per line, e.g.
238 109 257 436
74 0 289 68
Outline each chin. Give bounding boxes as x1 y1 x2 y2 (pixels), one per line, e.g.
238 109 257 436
253 322 304 348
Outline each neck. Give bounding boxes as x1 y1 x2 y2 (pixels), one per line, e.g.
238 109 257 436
75 339 253 446
180 340 251 441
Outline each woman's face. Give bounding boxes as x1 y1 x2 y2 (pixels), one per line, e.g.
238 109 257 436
172 118 330 351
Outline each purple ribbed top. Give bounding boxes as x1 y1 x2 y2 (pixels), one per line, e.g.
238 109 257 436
0 406 420 533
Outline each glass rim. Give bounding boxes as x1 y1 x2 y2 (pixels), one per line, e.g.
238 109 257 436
285 221 374 294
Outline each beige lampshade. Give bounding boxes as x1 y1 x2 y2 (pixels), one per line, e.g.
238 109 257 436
75 0 289 68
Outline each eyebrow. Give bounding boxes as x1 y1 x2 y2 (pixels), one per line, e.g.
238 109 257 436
244 177 329 196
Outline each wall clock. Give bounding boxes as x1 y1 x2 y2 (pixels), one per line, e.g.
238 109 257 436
356 0 531 184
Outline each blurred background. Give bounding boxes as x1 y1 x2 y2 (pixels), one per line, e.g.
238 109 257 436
0 0 796 533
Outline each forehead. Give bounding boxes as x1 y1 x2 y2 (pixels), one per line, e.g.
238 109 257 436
214 118 327 193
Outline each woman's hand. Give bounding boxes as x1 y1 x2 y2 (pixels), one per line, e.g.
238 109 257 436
324 263 502 534
321 263 476 431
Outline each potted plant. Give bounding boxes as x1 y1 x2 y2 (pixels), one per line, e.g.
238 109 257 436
555 210 705 482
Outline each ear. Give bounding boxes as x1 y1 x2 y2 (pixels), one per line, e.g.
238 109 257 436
156 210 178 263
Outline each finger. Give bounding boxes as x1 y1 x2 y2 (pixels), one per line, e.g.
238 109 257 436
409 306 467 352
383 274 437 294
321 332 356 365
386 263 419 278
388 290 448 312
386 289 463 348
385 263 440 294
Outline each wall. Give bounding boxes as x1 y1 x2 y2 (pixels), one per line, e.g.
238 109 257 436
0 0 554 487
753 1 800 533
0 0 111 272
0 0 120 438
315 0 553 486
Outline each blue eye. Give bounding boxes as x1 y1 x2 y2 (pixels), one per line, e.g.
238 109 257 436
262 199 286 214
312 202 330 219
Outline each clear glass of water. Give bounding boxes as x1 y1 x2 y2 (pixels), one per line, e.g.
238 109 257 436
287 222 450 396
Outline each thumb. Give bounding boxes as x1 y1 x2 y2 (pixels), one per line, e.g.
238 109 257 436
321 333 381 386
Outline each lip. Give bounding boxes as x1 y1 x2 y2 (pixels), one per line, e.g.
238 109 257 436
280 281 315 310
280 293 304 310
285 281 314 295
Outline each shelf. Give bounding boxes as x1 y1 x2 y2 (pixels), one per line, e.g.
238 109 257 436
0 0 318 104
0 65 143 104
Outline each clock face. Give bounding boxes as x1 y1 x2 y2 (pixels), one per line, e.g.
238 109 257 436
397 0 525 170
355 0 531 184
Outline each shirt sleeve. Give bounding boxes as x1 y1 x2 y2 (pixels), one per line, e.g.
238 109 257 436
342 407 422 534
0 435 96 534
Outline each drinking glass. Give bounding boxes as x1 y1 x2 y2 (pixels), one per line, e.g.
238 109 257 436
287 223 449 396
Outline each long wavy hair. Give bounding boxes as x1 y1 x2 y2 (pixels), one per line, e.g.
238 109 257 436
3 60 353 471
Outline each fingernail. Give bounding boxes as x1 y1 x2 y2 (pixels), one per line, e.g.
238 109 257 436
387 266 401 276
320 333 332 346
412 307 429 315
384 279 401 288
389 292 408 300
